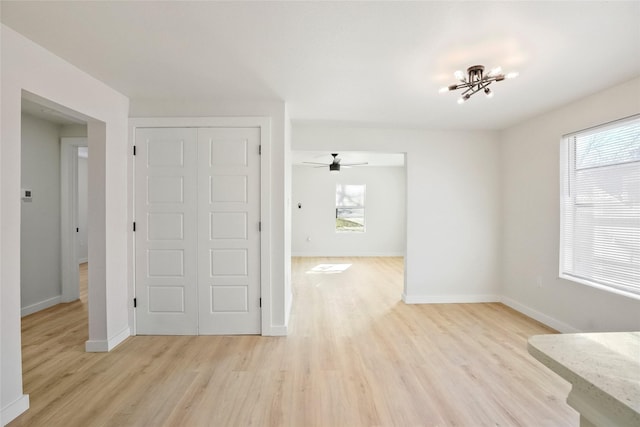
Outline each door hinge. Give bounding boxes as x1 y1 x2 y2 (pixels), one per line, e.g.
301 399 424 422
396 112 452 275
76 227 79 232
133 145 136 156
133 298 137 308
133 222 136 232
258 221 262 232
258 145 262 155
259 297 262 308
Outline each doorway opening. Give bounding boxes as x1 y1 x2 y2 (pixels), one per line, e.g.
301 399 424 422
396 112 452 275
19 89 105 345
20 96 89 316
19 91 99 416
60 137 88 303
290 151 407 319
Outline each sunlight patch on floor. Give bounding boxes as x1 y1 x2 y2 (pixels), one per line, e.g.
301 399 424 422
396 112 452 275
306 263 352 274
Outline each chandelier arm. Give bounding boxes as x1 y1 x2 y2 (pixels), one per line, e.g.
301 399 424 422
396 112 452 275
459 86 474 96
484 75 505 84
461 85 483 97
469 86 484 96
460 78 494 94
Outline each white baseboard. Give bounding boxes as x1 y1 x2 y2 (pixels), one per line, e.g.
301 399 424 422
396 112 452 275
402 293 500 304
500 296 581 333
284 291 293 329
263 324 288 336
400 292 581 333
21 295 61 317
1 394 29 425
291 252 404 257
85 327 131 352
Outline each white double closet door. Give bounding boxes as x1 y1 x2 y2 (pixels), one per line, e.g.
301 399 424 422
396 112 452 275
135 127 261 335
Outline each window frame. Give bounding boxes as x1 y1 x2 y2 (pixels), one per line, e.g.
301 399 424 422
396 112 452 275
335 183 366 233
559 115 640 300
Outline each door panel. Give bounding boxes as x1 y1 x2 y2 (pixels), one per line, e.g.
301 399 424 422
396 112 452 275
210 212 247 239
135 128 198 335
147 213 184 240
197 128 261 334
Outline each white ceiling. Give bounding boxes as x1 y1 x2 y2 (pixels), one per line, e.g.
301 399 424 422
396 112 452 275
2 1 639 130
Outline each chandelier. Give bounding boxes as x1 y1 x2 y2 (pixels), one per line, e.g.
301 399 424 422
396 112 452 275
439 65 518 104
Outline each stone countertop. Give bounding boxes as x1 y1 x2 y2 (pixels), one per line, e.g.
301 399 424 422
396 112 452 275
528 332 640 427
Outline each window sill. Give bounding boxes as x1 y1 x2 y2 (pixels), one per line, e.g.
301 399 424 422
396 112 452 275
559 273 640 301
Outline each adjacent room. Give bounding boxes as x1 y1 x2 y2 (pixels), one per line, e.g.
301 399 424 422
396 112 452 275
1 1 639 426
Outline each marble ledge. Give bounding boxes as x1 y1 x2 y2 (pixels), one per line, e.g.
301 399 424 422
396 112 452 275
528 332 640 427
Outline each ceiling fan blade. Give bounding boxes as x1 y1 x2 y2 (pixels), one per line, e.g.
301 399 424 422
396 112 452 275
303 162 330 166
341 162 369 166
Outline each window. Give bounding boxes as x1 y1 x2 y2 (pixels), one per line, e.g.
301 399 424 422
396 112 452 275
336 184 365 232
560 115 640 298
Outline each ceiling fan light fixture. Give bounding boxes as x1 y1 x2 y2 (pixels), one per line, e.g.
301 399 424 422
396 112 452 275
440 64 517 103
301 153 368 172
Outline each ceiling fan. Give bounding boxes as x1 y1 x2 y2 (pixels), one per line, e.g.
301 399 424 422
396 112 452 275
303 153 368 173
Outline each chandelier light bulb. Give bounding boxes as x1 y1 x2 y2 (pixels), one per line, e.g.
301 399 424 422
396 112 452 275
457 94 471 104
488 66 502 77
439 86 450 93
506 72 519 79
454 70 465 81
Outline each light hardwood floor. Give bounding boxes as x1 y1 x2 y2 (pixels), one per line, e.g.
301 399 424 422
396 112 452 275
11 258 577 426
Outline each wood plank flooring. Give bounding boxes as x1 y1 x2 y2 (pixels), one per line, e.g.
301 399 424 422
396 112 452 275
10 257 577 426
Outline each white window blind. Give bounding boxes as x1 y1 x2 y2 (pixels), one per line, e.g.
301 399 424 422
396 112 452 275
560 115 640 298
